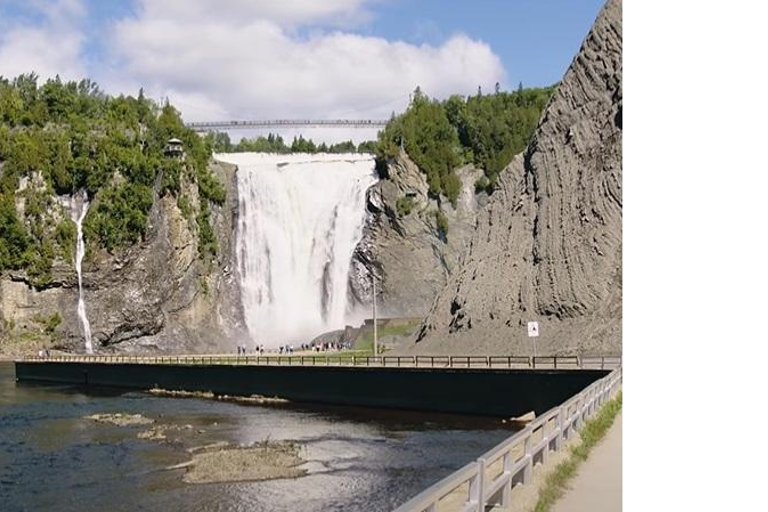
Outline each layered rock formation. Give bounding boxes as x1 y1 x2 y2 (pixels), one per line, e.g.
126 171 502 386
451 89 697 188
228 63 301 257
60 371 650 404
0 160 246 354
350 150 485 317
403 0 622 355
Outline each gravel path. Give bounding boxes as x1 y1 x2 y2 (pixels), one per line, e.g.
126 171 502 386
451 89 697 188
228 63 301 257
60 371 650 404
551 413 622 512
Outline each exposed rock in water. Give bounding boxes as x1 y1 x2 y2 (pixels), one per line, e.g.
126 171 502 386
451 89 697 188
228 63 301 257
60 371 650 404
350 151 485 317
148 387 288 406
86 413 154 426
182 441 306 484
402 0 622 355
0 160 247 354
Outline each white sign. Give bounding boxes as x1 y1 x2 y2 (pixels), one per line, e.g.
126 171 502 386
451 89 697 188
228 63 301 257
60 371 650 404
527 321 540 338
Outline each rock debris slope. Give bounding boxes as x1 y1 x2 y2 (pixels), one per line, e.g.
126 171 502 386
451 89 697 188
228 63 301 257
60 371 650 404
405 0 622 355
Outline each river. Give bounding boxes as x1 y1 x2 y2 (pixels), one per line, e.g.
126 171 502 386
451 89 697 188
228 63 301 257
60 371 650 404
0 362 513 512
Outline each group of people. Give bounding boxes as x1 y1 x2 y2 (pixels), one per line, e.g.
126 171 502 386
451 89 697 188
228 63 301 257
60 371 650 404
311 341 352 352
234 340 354 355
236 345 265 355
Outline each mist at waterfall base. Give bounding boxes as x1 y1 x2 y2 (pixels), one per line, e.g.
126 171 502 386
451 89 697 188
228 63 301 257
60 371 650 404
217 152 378 348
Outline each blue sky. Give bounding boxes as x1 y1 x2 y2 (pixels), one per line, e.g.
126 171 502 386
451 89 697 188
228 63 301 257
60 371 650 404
0 0 606 137
360 0 606 88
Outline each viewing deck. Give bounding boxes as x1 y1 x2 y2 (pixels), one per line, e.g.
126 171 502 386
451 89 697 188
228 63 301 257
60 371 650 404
13 354 616 418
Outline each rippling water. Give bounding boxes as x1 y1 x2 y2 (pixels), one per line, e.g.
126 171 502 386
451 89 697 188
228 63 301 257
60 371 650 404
0 363 513 512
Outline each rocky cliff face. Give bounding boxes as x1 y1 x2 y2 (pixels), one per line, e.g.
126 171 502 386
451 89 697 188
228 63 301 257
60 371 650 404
350 150 485 317
402 0 622 355
0 160 246 355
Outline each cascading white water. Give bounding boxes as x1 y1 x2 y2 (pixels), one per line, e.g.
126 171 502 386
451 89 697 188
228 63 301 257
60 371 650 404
71 192 93 354
216 152 377 347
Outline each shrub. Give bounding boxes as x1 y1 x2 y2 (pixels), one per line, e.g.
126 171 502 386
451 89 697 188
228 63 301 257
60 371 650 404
474 176 490 194
177 195 192 220
198 168 226 206
433 209 449 239
45 312 62 334
396 196 415 217
196 202 218 258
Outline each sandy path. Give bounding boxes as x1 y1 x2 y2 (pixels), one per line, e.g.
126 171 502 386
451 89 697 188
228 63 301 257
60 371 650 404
550 413 622 512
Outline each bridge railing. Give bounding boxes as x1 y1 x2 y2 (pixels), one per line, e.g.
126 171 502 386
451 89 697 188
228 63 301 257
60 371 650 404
18 354 621 370
390 365 622 512
185 119 390 131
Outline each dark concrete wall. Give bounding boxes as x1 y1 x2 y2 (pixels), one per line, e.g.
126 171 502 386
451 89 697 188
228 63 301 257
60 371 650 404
14 362 607 417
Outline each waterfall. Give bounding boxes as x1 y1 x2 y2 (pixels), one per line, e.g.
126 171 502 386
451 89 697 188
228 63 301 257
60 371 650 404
71 191 93 354
216 152 377 347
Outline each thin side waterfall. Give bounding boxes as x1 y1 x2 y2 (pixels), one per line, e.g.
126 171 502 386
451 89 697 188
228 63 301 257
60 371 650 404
71 192 93 354
216 152 377 347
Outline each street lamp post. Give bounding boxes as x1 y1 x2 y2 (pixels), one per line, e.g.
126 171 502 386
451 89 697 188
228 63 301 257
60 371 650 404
372 272 378 358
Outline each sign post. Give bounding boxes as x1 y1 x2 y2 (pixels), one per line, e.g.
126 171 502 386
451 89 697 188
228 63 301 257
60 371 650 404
527 321 539 360
372 273 378 358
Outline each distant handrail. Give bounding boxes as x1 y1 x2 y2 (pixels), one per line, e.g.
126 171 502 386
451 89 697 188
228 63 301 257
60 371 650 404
391 366 622 512
185 119 389 131
17 354 622 370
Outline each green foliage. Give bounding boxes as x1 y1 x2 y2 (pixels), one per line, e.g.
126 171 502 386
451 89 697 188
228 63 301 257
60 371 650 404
396 196 415 217
44 312 62 334
198 168 226 205
0 74 226 274
291 135 317 153
441 171 462 207
177 195 192 220
474 176 490 194
231 133 290 153
377 85 555 198
198 277 210 297
54 218 76 262
356 140 378 153
0 195 29 269
433 209 449 239
217 132 377 155
160 158 182 196
196 202 218 258
204 131 232 153
377 88 461 202
83 183 154 252
354 322 419 354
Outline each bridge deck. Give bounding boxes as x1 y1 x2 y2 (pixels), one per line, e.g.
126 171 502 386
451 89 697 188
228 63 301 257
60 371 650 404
18 354 622 370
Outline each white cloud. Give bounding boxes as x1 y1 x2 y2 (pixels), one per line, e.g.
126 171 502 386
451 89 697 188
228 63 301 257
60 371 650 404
107 2 506 125
0 0 508 139
0 0 86 81
133 0 374 29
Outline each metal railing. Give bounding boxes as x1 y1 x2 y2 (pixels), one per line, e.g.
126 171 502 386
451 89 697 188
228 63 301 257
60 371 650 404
186 119 389 131
18 354 621 370
391 366 622 512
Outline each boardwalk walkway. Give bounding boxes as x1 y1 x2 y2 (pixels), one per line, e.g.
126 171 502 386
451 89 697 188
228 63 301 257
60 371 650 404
551 413 622 512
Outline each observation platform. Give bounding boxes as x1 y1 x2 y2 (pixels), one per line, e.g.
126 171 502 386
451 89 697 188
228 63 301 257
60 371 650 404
14 355 619 418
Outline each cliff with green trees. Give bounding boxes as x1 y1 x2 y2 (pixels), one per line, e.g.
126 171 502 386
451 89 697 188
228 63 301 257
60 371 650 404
348 85 554 318
0 74 244 355
376 85 554 204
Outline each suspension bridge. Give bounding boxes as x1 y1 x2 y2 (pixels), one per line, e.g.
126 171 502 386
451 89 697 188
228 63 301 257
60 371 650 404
185 119 390 132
